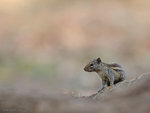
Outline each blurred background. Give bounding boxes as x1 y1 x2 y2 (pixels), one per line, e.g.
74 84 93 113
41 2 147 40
0 0 150 95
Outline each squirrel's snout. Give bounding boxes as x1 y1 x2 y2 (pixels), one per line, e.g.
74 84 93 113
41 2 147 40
84 67 89 72
84 67 92 72
84 67 87 71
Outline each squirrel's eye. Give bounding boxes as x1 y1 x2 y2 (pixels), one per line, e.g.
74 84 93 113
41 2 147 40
90 64 93 67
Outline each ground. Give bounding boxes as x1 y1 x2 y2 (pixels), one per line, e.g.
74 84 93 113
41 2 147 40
0 72 150 113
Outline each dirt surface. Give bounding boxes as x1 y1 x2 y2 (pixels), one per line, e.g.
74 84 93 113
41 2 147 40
0 73 150 113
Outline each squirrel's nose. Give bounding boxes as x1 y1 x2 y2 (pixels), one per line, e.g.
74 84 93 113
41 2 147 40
84 67 87 71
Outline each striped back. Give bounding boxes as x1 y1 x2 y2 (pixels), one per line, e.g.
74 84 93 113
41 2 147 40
107 63 124 72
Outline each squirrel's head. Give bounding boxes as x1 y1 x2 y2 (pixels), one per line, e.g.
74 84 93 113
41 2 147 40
84 57 101 72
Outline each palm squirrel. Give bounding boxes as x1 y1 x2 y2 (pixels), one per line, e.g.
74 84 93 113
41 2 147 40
84 57 126 93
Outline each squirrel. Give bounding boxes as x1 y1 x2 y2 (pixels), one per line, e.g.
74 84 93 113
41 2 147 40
84 57 126 93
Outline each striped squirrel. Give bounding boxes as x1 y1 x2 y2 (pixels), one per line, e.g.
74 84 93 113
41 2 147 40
84 57 126 93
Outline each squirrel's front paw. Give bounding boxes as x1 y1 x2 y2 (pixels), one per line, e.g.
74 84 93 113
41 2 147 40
108 86 113 89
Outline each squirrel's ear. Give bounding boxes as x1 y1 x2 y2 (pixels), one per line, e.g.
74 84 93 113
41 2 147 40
96 57 101 64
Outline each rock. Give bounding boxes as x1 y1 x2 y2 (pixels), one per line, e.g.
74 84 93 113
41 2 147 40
0 72 150 113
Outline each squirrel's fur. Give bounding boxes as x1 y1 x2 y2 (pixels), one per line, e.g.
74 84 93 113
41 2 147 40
84 57 126 92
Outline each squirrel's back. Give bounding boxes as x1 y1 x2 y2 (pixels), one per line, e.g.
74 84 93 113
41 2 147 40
106 63 126 81
107 63 124 72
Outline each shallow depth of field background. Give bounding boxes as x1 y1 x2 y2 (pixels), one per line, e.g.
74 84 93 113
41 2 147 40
0 0 150 95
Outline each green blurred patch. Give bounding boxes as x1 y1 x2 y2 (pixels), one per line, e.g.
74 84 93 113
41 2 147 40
0 57 58 82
